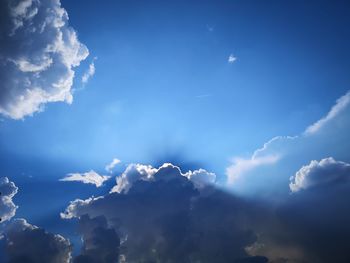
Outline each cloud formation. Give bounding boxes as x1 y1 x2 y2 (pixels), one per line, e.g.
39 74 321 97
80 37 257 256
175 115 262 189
81 59 96 85
0 177 18 223
226 90 350 197
73 214 120 263
105 158 121 173
109 163 216 193
60 170 110 187
228 54 237 63
290 157 350 192
304 91 350 134
62 163 267 263
0 0 89 119
4 218 72 263
249 157 350 263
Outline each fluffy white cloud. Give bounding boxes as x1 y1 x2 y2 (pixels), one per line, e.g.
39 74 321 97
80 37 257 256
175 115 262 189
60 170 110 187
290 157 350 192
226 90 350 197
4 218 72 263
0 0 89 119
110 162 216 193
0 177 18 222
105 158 121 173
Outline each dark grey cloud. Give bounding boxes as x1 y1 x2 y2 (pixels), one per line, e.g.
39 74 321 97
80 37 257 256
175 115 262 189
74 214 120 263
0 177 18 223
249 158 350 263
0 0 88 119
62 163 267 263
4 218 72 263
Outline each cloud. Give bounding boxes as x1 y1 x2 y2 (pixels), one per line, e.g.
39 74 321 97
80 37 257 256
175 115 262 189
4 218 72 263
81 59 96 85
62 163 266 263
290 157 350 192
304 91 350 134
227 155 280 184
0 177 18 223
253 159 350 263
105 158 121 173
109 163 215 193
0 0 89 120
60 170 111 187
228 54 237 63
73 214 120 263
226 90 350 197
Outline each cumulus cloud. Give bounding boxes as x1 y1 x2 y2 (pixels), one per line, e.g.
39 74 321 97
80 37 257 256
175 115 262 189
74 214 120 263
81 59 96 85
62 163 266 263
60 170 110 187
290 157 350 192
105 158 121 173
0 0 89 119
4 218 72 263
110 163 215 193
226 90 350 197
0 177 18 222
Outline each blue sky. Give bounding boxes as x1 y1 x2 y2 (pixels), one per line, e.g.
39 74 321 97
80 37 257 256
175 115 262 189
1 0 350 176
1 1 350 262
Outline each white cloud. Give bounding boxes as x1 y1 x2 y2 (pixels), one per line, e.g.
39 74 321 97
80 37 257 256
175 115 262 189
81 59 96 84
226 155 280 184
226 90 350 196
105 158 121 173
60 170 110 187
290 157 350 192
0 0 89 120
0 177 18 222
228 54 237 63
304 91 350 134
110 163 216 194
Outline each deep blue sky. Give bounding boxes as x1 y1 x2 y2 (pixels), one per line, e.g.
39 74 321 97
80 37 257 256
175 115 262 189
1 0 350 246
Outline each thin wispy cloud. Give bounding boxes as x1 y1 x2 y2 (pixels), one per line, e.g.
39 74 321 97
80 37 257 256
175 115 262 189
105 158 121 173
60 170 110 187
195 93 212 99
82 58 97 85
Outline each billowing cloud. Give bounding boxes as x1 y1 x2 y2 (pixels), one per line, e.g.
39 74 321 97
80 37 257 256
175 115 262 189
81 59 96 85
62 163 267 263
73 214 120 263
226 90 350 197
0 0 89 119
0 177 18 222
249 157 350 263
60 170 110 187
4 218 72 263
105 158 121 173
290 157 350 192
110 163 215 193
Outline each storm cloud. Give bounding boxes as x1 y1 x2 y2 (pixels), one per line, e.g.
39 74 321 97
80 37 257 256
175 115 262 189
62 163 267 263
4 218 72 263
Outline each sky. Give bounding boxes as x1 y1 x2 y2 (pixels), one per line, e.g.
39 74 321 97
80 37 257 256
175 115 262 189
0 0 350 263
